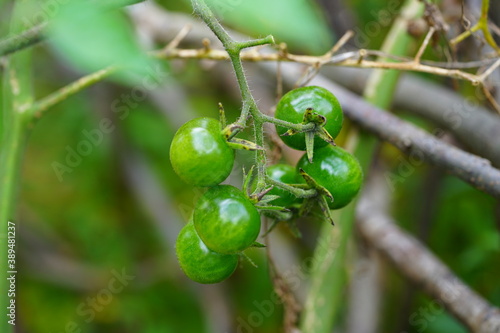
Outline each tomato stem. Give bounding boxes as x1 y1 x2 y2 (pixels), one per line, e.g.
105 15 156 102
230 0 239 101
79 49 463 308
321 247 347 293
191 0 279 193
265 177 317 199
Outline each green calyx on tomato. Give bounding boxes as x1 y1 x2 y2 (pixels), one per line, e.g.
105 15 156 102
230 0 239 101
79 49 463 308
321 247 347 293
275 86 343 157
219 102 265 151
176 221 238 284
297 145 363 210
170 117 235 187
194 185 261 254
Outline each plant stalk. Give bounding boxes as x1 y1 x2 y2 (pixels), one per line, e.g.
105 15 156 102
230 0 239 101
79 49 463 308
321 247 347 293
190 0 275 191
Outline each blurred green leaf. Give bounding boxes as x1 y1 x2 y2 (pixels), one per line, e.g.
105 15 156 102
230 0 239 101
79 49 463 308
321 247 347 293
200 0 334 54
121 281 207 333
47 0 154 84
21 282 81 333
427 311 467 333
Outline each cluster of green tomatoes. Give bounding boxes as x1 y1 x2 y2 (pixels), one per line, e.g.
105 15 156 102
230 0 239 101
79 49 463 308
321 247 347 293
170 86 363 284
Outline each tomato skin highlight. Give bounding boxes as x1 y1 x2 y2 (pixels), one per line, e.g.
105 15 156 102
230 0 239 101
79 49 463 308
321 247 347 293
194 185 261 254
275 86 343 151
297 146 363 209
176 221 238 284
170 117 234 187
266 164 301 208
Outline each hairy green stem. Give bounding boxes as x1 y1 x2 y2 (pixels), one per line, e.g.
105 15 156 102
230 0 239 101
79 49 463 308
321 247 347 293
259 113 315 131
29 65 118 119
0 23 46 57
190 0 275 191
299 1 424 332
265 177 317 198
253 117 267 191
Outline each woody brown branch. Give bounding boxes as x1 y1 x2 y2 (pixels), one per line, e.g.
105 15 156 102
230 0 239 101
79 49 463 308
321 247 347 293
356 167 500 333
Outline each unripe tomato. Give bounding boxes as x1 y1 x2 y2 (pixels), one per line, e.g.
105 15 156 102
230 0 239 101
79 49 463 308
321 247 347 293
266 164 301 207
194 185 261 254
170 117 234 187
176 221 238 284
275 86 343 151
297 146 363 209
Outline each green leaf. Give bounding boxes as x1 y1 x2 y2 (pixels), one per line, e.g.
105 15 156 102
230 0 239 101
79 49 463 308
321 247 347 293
200 0 334 54
47 0 155 84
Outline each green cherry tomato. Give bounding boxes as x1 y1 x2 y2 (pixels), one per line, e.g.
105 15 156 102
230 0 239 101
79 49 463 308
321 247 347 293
297 145 363 209
194 185 261 254
176 221 238 284
266 164 301 207
275 86 343 151
170 117 234 187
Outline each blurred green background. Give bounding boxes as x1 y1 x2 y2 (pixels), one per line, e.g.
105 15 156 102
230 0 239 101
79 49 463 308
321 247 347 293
1 0 499 332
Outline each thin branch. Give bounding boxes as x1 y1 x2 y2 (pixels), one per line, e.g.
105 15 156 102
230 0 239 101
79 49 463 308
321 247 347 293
159 24 192 52
414 26 436 63
479 57 500 81
356 168 500 333
28 65 118 119
450 0 500 52
153 46 499 84
0 0 147 57
481 83 500 114
328 30 354 56
0 23 46 57
190 0 274 192
289 30 355 88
